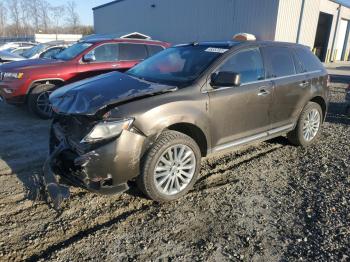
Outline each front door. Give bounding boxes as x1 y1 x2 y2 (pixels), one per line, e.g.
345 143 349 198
207 47 273 151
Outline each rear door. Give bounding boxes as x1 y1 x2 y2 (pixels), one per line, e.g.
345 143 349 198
207 47 273 150
261 46 307 129
118 43 149 71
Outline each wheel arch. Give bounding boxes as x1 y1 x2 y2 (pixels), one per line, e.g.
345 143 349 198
27 78 65 96
310 96 327 121
167 122 208 157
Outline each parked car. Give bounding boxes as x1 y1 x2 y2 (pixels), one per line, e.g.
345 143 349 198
0 41 70 64
346 84 350 115
20 41 71 60
0 38 170 118
0 42 36 51
0 51 25 64
4 46 36 56
43 40 329 208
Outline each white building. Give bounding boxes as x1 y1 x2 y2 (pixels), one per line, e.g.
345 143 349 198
0 34 82 44
93 0 350 62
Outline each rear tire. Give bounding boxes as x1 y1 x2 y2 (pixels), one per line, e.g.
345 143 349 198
28 83 56 119
287 102 323 147
137 130 201 202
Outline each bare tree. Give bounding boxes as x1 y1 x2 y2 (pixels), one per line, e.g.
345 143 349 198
20 0 33 35
6 0 22 36
0 2 7 36
40 0 51 33
50 5 66 37
2 0 88 37
66 0 80 33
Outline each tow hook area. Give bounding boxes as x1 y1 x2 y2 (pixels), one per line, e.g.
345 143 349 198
41 141 70 210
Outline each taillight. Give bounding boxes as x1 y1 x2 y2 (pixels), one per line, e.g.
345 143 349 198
327 75 331 87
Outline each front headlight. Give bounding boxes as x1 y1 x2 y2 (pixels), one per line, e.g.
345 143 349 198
81 118 134 143
3 72 24 81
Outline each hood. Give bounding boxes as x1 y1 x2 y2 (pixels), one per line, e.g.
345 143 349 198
0 51 25 62
0 58 64 71
50 71 177 116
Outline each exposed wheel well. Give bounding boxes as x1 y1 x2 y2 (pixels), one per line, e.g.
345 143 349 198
310 96 327 121
168 123 208 157
28 80 64 94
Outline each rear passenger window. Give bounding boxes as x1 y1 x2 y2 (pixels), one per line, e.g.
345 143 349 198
119 43 148 60
147 45 165 57
294 47 323 72
263 47 296 78
218 48 265 84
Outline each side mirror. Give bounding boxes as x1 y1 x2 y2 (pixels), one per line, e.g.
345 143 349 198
83 53 96 63
210 71 241 88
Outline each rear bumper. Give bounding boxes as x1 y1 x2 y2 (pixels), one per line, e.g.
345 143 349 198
43 123 147 207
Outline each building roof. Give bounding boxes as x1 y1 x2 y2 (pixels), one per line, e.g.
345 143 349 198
332 0 350 8
93 0 350 10
93 0 127 10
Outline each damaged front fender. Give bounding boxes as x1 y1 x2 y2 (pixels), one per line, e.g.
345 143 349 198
42 141 70 210
42 129 147 209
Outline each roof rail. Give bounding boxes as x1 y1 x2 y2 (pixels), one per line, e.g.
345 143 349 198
81 32 152 42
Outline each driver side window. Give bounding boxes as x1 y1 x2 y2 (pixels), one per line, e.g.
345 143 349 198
218 48 265 84
88 44 119 62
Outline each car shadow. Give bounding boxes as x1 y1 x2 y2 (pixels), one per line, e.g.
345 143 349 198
335 66 350 71
329 74 350 84
326 102 350 126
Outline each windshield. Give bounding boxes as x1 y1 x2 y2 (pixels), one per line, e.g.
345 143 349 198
22 44 47 58
54 42 92 61
127 45 227 86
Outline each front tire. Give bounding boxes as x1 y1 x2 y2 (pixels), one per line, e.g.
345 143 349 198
288 102 323 147
137 130 201 202
28 83 56 119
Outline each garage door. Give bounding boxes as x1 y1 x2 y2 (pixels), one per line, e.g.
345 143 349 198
335 19 348 61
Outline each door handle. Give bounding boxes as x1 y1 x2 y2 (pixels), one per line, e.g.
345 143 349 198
299 81 310 87
258 88 270 96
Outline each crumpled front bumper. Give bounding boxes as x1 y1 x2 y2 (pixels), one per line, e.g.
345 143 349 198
42 126 147 209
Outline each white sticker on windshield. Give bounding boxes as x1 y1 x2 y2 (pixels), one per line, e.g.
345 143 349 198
205 47 229 53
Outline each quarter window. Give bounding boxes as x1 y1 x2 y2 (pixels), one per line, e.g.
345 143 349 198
119 43 148 60
263 47 296 77
147 45 165 57
294 47 323 72
217 48 265 84
89 44 119 62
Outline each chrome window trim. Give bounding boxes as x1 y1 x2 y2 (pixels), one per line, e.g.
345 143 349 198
80 42 165 64
204 70 322 93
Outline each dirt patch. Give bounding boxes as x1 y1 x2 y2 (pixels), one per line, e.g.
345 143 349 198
0 84 349 261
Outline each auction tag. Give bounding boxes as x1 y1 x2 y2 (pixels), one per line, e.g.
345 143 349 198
205 47 229 53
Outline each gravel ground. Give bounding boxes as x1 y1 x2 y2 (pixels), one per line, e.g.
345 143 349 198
0 83 349 262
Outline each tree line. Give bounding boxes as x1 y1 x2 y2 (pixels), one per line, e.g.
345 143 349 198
0 0 93 37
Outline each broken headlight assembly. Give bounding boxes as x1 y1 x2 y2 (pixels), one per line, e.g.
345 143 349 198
81 118 134 143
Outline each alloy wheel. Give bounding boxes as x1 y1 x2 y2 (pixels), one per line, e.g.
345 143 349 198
36 91 53 117
154 144 196 196
303 109 321 142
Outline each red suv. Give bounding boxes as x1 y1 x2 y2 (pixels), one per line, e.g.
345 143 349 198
0 38 170 118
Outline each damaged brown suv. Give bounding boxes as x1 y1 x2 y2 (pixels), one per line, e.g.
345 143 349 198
44 41 329 207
